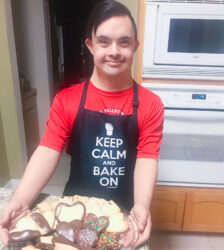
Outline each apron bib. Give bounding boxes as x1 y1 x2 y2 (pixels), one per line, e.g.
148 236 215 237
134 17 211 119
64 80 139 210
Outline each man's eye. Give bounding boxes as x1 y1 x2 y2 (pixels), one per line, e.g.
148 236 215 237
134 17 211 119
99 40 108 45
119 40 131 47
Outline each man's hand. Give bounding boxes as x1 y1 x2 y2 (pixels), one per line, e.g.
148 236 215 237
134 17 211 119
119 212 139 248
119 203 151 248
131 203 151 248
132 158 158 247
0 200 29 245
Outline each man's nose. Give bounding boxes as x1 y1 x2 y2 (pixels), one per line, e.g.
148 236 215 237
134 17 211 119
109 43 120 56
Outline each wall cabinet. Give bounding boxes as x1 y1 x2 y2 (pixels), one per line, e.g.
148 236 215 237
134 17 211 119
151 186 224 233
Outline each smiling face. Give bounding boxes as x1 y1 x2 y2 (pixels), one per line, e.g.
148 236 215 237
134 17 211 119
85 15 139 79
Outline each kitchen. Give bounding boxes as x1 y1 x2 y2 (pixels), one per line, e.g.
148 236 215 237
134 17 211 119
1 0 224 249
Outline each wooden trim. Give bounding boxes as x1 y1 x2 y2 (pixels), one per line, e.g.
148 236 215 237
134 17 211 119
134 0 146 84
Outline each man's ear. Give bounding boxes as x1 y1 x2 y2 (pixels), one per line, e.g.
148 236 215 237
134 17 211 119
85 38 93 55
134 40 139 52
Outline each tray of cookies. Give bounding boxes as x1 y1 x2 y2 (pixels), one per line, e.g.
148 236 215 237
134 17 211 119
7 195 137 249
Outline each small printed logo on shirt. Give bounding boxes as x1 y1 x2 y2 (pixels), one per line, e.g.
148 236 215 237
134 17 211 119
100 108 126 115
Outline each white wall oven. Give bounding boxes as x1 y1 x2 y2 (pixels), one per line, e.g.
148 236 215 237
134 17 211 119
143 83 224 188
143 0 224 80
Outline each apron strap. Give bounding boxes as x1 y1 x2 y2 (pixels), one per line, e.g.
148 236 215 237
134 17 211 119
79 80 139 114
79 80 90 111
132 81 139 116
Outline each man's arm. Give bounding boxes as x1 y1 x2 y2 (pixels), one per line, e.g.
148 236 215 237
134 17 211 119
120 158 158 248
132 158 158 247
134 158 158 210
11 145 62 207
0 146 61 245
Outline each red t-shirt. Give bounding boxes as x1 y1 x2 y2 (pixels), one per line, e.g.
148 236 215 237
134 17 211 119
40 81 164 159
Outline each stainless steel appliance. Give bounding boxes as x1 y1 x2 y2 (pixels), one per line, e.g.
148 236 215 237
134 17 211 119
143 83 224 187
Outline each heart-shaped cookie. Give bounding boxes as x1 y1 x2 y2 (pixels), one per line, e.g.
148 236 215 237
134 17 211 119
56 220 83 243
9 212 52 244
83 213 109 233
55 201 86 223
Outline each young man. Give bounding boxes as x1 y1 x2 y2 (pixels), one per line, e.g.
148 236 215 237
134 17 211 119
0 0 164 248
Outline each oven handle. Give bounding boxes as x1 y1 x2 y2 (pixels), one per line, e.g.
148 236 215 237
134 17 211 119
165 112 224 120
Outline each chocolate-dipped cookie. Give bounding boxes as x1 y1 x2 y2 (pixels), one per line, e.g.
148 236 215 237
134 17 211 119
56 219 83 243
55 202 86 223
35 235 54 250
53 235 80 249
9 211 53 244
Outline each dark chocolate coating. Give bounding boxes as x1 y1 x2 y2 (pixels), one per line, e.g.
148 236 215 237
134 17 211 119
31 212 52 233
13 244 35 250
56 220 82 243
35 242 54 250
53 235 81 249
9 230 41 243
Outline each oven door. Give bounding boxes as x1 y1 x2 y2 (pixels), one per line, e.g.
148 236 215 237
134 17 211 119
158 109 224 187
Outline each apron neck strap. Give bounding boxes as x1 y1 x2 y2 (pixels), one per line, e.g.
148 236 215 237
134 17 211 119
132 81 139 114
79 80 89 110
79 80 139 112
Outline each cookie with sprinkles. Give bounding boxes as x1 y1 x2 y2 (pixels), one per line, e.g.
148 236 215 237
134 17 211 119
83 213 109 233
76 227 98 248
96 231 122 249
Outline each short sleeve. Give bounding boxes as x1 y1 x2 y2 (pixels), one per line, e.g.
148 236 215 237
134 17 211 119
137 98 164 159
39 93 70 152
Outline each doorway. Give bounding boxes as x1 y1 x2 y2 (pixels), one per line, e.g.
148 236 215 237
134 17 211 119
47 0 103 97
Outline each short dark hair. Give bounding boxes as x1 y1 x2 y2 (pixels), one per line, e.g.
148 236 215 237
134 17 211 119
85 0 138 40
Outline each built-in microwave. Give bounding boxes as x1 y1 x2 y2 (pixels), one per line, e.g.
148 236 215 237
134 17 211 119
143 0 224 80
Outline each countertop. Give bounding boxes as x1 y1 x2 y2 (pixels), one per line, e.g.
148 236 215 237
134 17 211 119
0 188 14 249
0 188 13 211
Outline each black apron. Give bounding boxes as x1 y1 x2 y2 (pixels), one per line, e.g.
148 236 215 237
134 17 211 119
64 80 139 210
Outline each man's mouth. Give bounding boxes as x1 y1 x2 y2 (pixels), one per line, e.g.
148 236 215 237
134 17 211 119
105 60 124 67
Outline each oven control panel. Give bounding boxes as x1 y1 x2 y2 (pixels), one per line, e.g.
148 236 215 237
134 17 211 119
142 83 224 109
166 91 224 108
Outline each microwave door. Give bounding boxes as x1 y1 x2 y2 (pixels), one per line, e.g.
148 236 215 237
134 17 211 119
153 5 224 67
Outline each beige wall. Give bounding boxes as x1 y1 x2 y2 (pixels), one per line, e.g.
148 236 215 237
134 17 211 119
11 0 52 138
117 0 138 22
0 111 10 186
0 0 27 181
